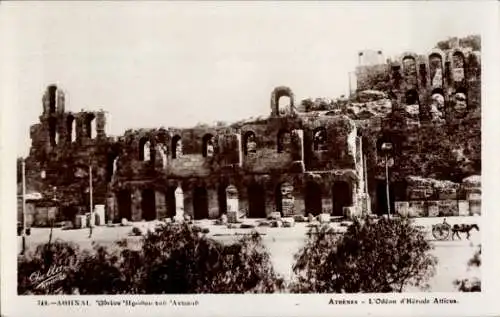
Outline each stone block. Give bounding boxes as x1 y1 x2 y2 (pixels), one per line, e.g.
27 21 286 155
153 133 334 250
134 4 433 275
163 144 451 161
343 206 356 218
282 217 295 228
318 213 330 223
227 211 239 223
408 201 426 217
427 201 439 217
458 200 469 216
269 212 281 220
395 201 409 217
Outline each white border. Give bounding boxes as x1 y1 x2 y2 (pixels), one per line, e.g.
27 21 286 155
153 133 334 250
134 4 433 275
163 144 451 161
1 2 499 317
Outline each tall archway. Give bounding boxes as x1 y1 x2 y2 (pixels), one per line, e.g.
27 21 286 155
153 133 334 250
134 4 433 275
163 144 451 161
193 186 209 220
402 56 418 89
429 53 444 88
304 181 323 216
141 189 156 221
84 114 96 139
106 153 119 182
48 117 57 147
217 184 228 214
139 138 151 161
331 181 352 216
452 51 466 82
48 85 57 114
270 86 295 116
66 115 75 143
117 189 132 221
247 183 266 218
274 184 283 215
165 187 176 218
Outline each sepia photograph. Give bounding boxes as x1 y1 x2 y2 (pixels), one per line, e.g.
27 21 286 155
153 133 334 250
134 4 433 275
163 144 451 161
1 1 499 316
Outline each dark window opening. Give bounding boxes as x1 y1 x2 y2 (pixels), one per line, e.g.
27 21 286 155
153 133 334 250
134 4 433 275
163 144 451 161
48 85 57 114
247 183 266 218
193 186 209 220
171 135 182 159
202 134 215 158
304 182 323 216
331 181 352 216
141 189 156 221
117 190 132 222
48 117 57 147
243 131 257 156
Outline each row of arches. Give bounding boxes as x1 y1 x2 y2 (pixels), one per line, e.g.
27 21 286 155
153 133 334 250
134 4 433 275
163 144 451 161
47 114 96 147
113 180 354 221
393 51 473 91
403 87 469 121
137 128 306 162
138 134 215 162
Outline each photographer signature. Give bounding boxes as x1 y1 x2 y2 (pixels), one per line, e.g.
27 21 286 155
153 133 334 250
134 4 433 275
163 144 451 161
29 265 68 290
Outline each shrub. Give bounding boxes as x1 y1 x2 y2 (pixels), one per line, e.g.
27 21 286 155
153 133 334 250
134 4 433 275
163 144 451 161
18 240 80 295
290 217 437 293
18 223 283 294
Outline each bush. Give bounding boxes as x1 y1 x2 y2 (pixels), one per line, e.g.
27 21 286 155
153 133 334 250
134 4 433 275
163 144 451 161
18 223 284 294
290 217 437 293
18 240 80 295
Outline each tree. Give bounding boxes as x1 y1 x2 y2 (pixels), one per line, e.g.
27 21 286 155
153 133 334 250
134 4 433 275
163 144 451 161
18 224 284 294
291 217 437 293
454 245 481 292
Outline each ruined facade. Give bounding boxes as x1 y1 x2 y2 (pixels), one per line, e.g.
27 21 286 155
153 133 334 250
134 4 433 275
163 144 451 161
20 40 481 225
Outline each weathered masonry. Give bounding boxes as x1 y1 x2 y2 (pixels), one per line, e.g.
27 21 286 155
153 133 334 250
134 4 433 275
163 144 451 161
19 40 481 225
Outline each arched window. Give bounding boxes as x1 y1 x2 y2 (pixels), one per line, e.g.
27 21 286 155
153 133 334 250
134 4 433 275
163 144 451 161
66 115 75 143
452 51 466 82
156 143 167 167
277 129 291 153
243 131 257 156
85 114 96 139
313 127 327 151
202 134 215 158
48 85 57 114
429 53 443 88
172 135 182 159
402 56 417 88
139 138 151 161
48 117 57 147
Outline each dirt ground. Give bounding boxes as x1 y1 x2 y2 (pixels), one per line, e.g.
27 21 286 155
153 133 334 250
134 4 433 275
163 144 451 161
18 216 481 292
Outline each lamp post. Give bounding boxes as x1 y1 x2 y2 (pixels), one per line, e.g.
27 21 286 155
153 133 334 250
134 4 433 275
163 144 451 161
88 164 94 238
21 159 26 255
381 142 393 216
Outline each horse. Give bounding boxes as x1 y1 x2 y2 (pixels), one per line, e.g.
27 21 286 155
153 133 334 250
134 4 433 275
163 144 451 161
451 224 480 240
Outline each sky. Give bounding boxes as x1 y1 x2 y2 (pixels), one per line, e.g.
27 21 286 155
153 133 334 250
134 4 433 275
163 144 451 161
0 1 492 157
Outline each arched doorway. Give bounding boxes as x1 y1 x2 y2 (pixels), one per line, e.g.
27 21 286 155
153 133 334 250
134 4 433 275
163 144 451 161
193 186 209 220
274 184 283 215
247 183 266 218
165 187 176 218
117 189 132 221
218 184 228 214
331 181 352 216
141 189 156 221
304 181 323 216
